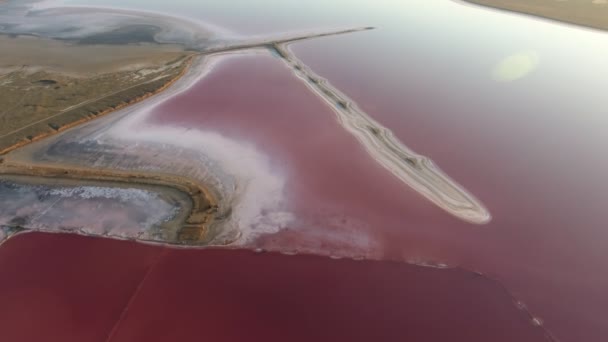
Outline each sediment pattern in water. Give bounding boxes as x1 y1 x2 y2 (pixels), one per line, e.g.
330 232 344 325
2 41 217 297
0 176 190 242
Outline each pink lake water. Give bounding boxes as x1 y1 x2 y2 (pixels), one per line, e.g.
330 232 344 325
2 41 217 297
4 1 608 341
145 49 608 340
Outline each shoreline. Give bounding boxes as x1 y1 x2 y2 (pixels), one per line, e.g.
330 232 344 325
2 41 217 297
0 52 225 245
459 0 608 32
0 151 220 244
0 54 195 156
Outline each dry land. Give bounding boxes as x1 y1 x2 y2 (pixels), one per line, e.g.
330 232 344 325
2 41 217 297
0 33 217 244
0 35 193 154
0 155 219 245
464 0 608 30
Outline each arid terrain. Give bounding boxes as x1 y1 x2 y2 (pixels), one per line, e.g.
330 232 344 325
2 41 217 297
0 35 193 154
464 0 608 30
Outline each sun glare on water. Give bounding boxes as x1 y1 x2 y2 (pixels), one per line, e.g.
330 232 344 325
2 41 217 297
492 51 540 82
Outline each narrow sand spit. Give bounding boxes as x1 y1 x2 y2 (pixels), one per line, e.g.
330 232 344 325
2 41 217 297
272 43 491 225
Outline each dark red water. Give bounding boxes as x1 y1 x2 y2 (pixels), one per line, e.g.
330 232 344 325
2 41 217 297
0 232 548 342
0 232 162 342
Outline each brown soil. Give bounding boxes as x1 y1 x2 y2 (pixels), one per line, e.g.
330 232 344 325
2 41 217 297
0 35 194 154
464 0 608 31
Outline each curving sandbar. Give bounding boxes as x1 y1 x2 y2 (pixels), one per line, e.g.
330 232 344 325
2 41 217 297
273 43 491 224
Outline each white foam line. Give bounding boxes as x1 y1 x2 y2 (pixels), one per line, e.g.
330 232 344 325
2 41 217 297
95 52 293 244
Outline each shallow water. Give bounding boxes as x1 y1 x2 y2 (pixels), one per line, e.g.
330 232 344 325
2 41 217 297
0 177 184 240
